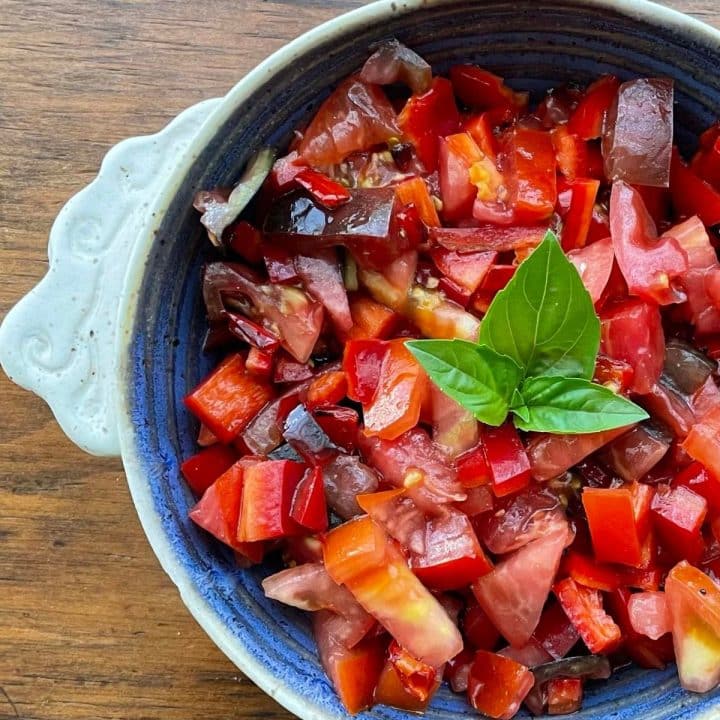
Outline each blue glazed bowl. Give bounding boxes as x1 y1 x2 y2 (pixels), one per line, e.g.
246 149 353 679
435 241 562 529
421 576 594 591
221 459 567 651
115 1 720 718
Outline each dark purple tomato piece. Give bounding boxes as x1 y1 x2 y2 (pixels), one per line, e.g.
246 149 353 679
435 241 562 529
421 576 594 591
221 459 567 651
598 423 671 483
283 404 340 466
322 454 380 520
602 79 673 187
359 39 432 95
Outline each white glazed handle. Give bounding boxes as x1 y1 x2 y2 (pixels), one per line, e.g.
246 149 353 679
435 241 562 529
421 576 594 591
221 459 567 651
0 97 222 456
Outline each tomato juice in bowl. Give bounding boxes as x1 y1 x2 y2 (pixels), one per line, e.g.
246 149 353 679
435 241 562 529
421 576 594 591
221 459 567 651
114 2 720 719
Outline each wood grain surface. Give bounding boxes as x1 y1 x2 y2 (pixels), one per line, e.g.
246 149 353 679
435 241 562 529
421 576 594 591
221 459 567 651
0 2 718 719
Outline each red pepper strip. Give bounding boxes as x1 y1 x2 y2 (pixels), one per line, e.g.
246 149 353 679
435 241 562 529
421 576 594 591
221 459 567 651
295 168 351 209
263 246 299 284
305 370 348 410
457 444 492 488
449 64 528 114
180 444 239 496
245 346 274 378
395 176 441 227
480 422 531 497
290 467 328 532
558 179 600 251
553 577 622 654
346 295 398 341
184 354 274 443
237 459 305 542
560 551 621 592
387 641 438 702
692 135 720 191
567 75 620 140
224 313 280 351
467 651 534 720
670 147 720 226
343 338 389 405
674 461 720 514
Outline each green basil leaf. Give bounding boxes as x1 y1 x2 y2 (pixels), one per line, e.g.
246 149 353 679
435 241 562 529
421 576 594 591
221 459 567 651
478 231 600 380
510 388 530 422
405 339 522 426
514 376 649 433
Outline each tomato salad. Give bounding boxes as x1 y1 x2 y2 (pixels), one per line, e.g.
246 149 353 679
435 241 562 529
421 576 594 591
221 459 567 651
183 40 720 719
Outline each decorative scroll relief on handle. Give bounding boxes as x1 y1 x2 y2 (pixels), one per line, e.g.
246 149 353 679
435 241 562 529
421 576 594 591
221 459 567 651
0 97 222 457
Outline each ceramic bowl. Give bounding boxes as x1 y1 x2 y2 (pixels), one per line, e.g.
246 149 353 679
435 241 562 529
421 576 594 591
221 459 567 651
3 1 720 718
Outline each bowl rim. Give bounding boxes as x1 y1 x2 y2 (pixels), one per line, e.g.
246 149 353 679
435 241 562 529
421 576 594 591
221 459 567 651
115 1 720 718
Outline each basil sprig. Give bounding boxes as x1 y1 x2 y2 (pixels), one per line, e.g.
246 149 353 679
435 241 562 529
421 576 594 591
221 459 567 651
406 232 648 434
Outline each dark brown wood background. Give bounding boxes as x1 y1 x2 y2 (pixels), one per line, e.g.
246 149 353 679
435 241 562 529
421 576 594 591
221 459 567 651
1 2 718 718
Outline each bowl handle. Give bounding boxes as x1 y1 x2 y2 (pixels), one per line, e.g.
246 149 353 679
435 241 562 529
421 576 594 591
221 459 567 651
0 97 222 456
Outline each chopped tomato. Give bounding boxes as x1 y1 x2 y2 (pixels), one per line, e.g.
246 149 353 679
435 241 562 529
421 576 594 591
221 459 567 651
181 444 238 496
363 339 428 440
226 219 264 263
374 658 438 712
457 444 492 488
567 236 614 304
449 64 528 114
467 651 534 720
472 522 569 648
675 461 720 514
533 600 580 660
184 354 275 443
398 77 461 172
463 111 501 158
553 577 622 654
628 591 672 640
412 509 492 590
665 562 720 692
429 384 479 460
651 484 708 564
430 248 496 295
683 405 720 482
346 295 398 340
609 181 688 304
313 610 386 715
481 422 532 497
547 678 583 716
313 405 359 452
600 298 665 395
387 641 439 702
298 77 399 165
463 603 501 651
237 459 305 542
553 129 603 182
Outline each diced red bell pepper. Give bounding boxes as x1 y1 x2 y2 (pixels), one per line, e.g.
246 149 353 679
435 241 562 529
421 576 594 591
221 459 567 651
305 371 348 410
343 339 389 404
463 111 501 159
225 220 264 264
567 75 620 140
181 444 239 496
532 601 580 660
395 176 441 227
184 354 274 443
481 422 531 497
294 168 351 209
411 510 492 590
290 467 328 533
363 339 428 441
445 649 475 693
398 77 461 172
582 484 651 567
449 65 528 114
313 405 359 452
245 346 274 378
671 147 720 226
560 551 621 592
387 641 439 702
691 134 720 190
430 248 496 295
463 603 501 651
237 459 305 542
547 678 583 716
606 588 675 669
552 129 603 182
323 515 388 585
557 179 600 251
264 246 299 284
457 444 492 488
505 127 557 223
553 577 622 654
600 298 665 395
675 461 720 514
374 658 437 712
467 651 534 720
313 610 386 715
346 295 398 340
651 484 708 564
616 566 664 593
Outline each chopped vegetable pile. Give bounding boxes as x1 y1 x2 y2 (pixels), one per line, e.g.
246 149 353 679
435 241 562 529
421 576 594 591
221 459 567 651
181 40 720 718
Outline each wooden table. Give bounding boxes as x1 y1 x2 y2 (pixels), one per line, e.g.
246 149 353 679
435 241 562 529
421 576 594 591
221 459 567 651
1 1 718 718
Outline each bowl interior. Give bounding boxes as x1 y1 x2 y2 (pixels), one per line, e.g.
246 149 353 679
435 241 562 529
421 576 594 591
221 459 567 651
123 1 720 718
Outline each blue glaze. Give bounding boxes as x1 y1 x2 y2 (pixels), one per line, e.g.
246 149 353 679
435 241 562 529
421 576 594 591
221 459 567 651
124 2 720 718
